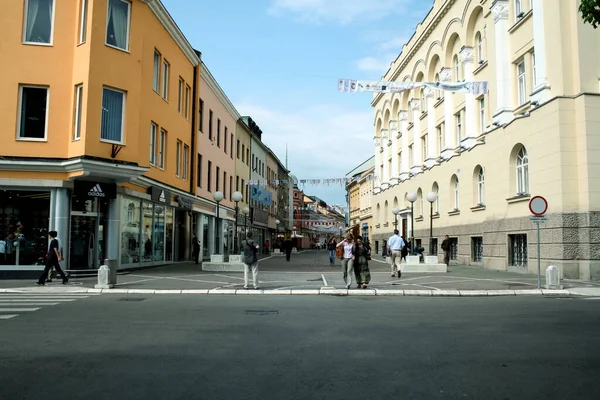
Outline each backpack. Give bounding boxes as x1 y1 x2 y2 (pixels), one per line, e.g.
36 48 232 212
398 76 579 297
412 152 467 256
335 245 344 260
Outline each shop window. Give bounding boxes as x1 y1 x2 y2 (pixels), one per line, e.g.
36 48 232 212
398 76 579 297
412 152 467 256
449 237 458 260
165 207 173 262
142 201 154 263
120 198 140 265
472 236 483 262
153 205 165 262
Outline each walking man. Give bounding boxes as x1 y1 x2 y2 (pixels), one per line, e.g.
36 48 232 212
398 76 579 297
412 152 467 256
241 232 260 290
441 235 451 266
192 235 200 264
387 229 405 278
46 232 64 282
38 231 68 285
284 237 293 261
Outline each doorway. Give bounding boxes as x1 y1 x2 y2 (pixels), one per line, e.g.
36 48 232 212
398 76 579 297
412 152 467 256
70 213 100 269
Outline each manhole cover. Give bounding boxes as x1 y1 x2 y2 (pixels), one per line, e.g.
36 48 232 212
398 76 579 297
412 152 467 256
117 298 146 302
245 310 279 315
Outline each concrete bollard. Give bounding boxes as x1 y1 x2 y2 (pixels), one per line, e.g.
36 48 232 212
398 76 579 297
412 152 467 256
94 265 114 289
545 265 562 290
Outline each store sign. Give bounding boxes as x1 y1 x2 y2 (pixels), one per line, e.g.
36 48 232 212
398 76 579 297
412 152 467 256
74 181 117 199
176 195 193 210
149 187 170 203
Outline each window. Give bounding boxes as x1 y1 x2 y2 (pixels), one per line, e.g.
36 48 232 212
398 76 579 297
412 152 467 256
216 166 220 191
532 52 537 85
452 175 459 210
242 144 245 161
456 112 462 145
230 134 234 158
207 161 212 192
237 140 241 158
433 183 439 214
159 129 166 169
79 0 88 44
517 60 526 105
224 127 228 153
453 55 460 80
161 60 169 100
153 51 161 92
217 119 221 147
74 84 83 140
208 110 213 140
477 168 485 205
175 140 181 177
246 149 250 165
229 175 233 201
101 87 125 143
197 154 202 187
516 147 529 194
437 125 443 154
472 237 483 262
183 145 189 180
434 73 441 99
408 144 414 166
223 171 227 199
420 88 426 111
178 79 183 113
185 85 190 119
421 135 427 161
509 234 528 267
18 85 49 140
198 99 204 132
449 238 458 260
236 176 240 191
476 32 483 64
105 0 130 50
515 0 523 18
23 0 55 44
479 98 486 134
149 123 157 165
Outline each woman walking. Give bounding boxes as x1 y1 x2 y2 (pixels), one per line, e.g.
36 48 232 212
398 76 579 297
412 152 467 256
352 236 372 289
327 237 337 266
337 234 355 289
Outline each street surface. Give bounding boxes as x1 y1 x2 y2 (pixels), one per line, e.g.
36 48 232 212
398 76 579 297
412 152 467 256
1 294 599 400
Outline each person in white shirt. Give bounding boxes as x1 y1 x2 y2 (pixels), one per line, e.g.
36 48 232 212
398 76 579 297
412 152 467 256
336 233 355 289
387 230 405 278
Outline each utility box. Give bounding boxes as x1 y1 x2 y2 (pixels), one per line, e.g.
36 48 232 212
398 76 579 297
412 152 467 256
545 265 562 290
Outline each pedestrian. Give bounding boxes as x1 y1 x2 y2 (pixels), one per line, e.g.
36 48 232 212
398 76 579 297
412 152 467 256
387 229 405 278
284 237 293 261
46 232 64 283
37 231 69 286
192 235 200 264
441 235 451 266
400 235 408 262
337 234 355 289
241 232 260 290
381 239 388 258
264 240 270 255
327 237 337 266
352 236 371 289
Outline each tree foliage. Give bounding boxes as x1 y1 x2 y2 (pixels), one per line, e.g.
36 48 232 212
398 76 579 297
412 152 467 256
580 0 600 29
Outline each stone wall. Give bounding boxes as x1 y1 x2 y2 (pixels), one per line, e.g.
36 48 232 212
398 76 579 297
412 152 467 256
373 212 600 280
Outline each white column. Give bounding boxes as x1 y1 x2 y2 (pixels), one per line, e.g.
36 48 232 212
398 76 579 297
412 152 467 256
54 188 71 264
424 86 437 168
381 128 390 190
491 0 513 124
389 120 399 185
399 111 409 181
460 46 477 149
531 0 550 105
440 67 456 159
409 98 422 176
373 136 382 193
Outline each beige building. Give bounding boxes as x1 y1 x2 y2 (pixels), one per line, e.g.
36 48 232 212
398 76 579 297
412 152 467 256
371 0 600 280
346 157 375 245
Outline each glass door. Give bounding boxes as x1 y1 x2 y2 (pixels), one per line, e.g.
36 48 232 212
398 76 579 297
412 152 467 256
153 206 165 262
70 212 98 270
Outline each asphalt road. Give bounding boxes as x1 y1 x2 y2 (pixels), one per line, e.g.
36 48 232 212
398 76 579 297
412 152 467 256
1 294 600 400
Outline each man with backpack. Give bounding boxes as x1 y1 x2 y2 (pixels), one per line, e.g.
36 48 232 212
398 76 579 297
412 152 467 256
241 232 260 290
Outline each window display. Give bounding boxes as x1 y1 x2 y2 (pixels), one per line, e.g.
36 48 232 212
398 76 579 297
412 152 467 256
165 207 173 262
153 206 165 262
120 198 141 265
0 190 50 266
142 201 154 263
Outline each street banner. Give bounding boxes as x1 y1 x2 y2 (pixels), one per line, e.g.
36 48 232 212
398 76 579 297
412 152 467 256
338 78 488 95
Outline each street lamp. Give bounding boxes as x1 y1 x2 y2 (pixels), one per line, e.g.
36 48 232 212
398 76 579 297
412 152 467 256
213 191 224 255
406 192 417 256
275 219 280 239
392 207 400 229
426 191 438 256
242 206 250 241
232 191 243 253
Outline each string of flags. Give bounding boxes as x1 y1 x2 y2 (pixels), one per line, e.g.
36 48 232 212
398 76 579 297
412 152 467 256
244 176 378 186
338 78 488 95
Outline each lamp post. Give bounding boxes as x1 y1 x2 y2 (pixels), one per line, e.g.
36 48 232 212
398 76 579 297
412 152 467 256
213 191 224 255
426 192 438 256
232 191 243 253
275 219 280 239
392 207 400 229
406 192 417 255
242 206 250 240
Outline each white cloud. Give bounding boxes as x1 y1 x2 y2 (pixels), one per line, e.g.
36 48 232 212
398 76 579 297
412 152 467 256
235 100 373 203
268 0 410 24
356 55 394 73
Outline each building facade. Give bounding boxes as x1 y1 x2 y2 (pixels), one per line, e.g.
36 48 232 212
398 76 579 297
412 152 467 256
0 0 204 276
346 157 375 247
371 0 600 280
234 118 252 244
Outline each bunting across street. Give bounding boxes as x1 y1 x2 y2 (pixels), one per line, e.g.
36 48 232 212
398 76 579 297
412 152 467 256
337 78 488 95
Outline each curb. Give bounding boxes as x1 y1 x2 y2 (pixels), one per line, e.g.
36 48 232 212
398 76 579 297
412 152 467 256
0 288 579 297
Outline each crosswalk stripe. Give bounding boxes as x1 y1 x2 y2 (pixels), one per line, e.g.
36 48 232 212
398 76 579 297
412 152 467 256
0 299 77 302
0 303 59 306
0 308 40 312
0 315 18 320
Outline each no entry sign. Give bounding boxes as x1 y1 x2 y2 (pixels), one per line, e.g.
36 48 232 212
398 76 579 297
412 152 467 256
529 196 548 216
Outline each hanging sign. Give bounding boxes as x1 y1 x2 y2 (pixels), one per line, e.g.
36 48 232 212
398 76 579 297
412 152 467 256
337 78 488 95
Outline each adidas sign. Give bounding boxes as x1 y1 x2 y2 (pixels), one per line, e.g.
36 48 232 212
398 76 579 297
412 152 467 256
88 184 106 197
159 190 166 202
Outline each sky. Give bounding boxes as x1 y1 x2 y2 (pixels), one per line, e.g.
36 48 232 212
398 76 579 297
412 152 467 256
162 0 432 205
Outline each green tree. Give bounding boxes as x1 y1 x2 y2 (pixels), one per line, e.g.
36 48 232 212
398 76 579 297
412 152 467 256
580 0 600 28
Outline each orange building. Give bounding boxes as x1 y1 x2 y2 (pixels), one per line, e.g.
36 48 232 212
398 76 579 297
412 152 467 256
0 0 208 276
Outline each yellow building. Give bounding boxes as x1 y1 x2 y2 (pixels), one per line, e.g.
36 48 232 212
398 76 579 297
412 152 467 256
371 0 600 280
234 118 252 241
0 0 201 275
346 157 375 245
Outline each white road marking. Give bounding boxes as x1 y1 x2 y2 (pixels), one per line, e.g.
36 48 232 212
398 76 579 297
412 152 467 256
582 297 600 300
0 308 40 312
321 274 328 286
0 303 59 306
0 315 18 320
0 299 77 302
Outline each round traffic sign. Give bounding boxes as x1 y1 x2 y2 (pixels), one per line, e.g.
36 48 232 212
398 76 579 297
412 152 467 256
529 196 548 216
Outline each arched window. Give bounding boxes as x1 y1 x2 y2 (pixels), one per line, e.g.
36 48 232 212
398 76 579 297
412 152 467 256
420 88 426 111
434 73 441 99
516 147 529 194
432 182 439 214
451 175 459 210
417 189 423 217
475 32 483 63
478 168 485 205
453 55 460 80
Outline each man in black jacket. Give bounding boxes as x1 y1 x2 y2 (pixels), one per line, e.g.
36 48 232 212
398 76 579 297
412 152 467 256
441 235 451 266
241 232 260 289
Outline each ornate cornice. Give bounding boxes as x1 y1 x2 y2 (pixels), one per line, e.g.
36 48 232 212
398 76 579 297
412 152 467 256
439 67 452 82
491 0 509 23
399 111 408 121
459 46 474 63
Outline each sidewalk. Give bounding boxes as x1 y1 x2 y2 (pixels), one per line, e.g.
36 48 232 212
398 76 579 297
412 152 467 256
1 250 599 297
